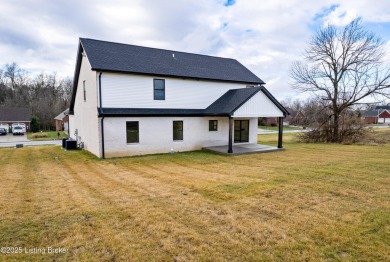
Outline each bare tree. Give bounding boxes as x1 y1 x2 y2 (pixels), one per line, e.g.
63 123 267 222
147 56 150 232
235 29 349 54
290 18 390 142
3 62 28 91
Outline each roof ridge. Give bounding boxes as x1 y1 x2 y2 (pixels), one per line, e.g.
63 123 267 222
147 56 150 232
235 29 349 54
80 37 238 61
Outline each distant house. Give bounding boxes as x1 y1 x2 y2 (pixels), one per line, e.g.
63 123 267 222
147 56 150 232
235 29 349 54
68 38 288 158
261 117 278 126
362 106 390 124
54 109 69 132
284 107 305 125
262 107 305 126
379 110 390 123
0 107 32 131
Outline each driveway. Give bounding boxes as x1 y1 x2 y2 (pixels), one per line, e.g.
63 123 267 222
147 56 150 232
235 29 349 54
0 133 29 142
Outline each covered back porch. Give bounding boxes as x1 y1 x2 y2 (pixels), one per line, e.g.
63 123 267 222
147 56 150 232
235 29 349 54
203 86 288 155
203 116 284 155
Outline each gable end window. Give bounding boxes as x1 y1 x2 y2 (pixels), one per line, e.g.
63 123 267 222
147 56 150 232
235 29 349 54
209 120 218 131
83 80 86 102
126 121 139 143
173 121 183 141
154 79 165 100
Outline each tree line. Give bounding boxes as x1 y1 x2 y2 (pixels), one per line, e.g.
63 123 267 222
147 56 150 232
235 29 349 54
0 63 72 130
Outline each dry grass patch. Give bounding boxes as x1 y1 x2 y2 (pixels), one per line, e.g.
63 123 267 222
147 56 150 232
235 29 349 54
360 127 390 144
0 131 389 261
31 133 48 138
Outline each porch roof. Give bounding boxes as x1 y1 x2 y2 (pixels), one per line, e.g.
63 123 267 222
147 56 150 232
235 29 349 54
204 86 261 115
205 86 288 117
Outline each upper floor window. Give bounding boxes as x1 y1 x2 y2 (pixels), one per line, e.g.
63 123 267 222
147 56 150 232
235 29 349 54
154 79 165 100
126 121 139 143
209 120 218 131
83 80 86 102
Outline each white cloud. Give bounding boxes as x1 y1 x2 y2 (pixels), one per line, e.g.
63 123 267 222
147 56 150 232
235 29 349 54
1 0 390 100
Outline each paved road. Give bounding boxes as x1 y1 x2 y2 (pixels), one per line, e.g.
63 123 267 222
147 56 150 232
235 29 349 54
0 134 62 148
258 125 390 134
257 128 311 134
0 133 28 142
0 140 62 148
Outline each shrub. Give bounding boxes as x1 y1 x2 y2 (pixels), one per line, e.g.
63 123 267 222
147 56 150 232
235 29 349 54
31 116 40 133
298 116 367 144
32 133 48 138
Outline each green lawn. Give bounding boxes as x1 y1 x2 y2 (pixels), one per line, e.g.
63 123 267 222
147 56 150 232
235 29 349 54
0 130 389 261
27 131 68 141
258 132 299 145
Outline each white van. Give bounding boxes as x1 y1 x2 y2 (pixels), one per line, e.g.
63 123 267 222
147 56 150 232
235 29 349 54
13 126 24 135
12 123 26 133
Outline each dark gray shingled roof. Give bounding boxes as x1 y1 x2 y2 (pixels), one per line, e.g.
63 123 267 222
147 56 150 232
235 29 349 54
80 38 264 84
206 86 288 116
375 105 390 110
99 86 289 117
204 86 261 115
0 107 31 122
54 108 70 120
362 110 379 117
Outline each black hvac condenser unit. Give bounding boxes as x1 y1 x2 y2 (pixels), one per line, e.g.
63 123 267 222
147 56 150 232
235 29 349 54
62 138 68 148
65 140 77 150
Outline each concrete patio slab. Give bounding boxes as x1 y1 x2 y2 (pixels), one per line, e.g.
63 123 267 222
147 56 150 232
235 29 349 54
203 143 284 155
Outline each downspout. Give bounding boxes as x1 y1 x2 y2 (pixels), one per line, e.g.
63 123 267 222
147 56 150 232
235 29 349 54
101 116 105 159
98 72 105 159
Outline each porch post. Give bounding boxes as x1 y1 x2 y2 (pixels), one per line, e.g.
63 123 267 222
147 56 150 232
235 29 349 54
228 116 233 153
277 117 283 149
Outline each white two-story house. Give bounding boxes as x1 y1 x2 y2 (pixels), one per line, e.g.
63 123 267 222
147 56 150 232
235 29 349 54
68 38 288 158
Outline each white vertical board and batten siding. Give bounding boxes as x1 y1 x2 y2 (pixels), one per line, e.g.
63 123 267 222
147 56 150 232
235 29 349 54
101 73 248 109
233 91 283 117
70 55 101 157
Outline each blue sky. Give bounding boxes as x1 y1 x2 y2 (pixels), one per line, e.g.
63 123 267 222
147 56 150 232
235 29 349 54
1 0 390 101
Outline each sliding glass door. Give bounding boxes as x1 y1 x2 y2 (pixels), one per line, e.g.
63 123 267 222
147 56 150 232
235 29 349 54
234 120 249 143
